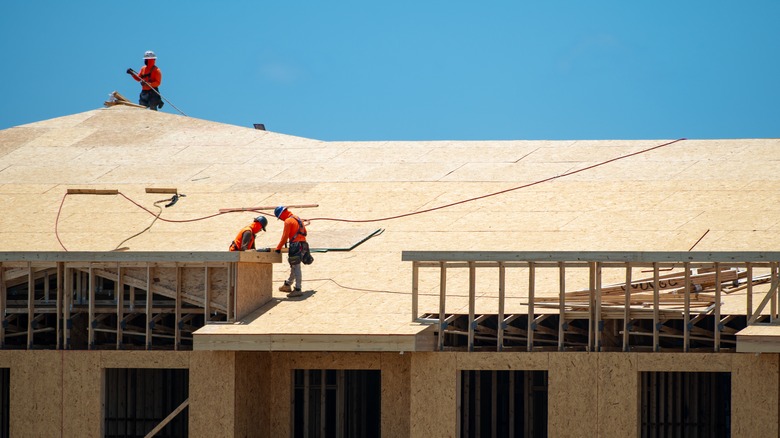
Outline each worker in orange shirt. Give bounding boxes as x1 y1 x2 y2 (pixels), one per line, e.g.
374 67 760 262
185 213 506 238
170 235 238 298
229 216 268 251
274 206 312 298
126 50 163 110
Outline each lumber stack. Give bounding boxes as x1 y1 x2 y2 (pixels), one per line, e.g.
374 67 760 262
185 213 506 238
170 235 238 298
104 91 146 109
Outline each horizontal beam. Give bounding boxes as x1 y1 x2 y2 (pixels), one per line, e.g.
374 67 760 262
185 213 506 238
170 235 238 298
402 251 780 263
0 251 280 264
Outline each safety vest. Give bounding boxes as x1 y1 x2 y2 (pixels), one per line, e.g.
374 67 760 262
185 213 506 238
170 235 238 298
288 215 307 244
229 225 255 251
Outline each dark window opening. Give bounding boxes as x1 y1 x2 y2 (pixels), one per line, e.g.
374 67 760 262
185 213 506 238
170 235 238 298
0 368 8 438
460 370 548 438
292 369 380 438
104 368 189 438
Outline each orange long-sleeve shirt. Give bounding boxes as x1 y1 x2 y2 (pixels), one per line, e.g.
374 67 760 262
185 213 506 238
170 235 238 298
135 64 162 90
276 213 307 250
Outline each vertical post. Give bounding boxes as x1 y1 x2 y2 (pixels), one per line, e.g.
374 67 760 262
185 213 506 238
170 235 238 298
44 271 50 302
56 262 63 350
116 264 124 349
714 263 721 352
746 263 753 321
64 266 71 349
653 262 660 352
468 261 476 352
623 262 631 352
684 263 691 352
88 263 95 349
595 262 602 352
773 263 779 322
438 262 447 351
527 262 535 352
558 261 565 352
497 262 505 352
27 263 34 350
228 262 235 321
175 264 182 350
411 261 419 322
145 263 152 350
0 263 5 348
204 266 211 323
588 262 595 352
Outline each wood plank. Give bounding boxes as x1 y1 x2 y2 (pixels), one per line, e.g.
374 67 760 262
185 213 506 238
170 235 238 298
497 262 505 352
438 262 446 351
623 263 631 352
527 262 535 352
145 264 152 350
559 262 565 352
0 263 5 348
402 250 780 263
468 262 475 351
142 398 189 438
27 263 33 349
89 263 95 349
411 261 418 322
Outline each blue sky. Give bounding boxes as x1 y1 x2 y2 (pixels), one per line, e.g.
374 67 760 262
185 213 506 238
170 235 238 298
2 1 779 141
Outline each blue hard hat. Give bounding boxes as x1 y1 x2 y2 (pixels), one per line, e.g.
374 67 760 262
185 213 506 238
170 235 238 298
274 206 286 219
254 216 268 231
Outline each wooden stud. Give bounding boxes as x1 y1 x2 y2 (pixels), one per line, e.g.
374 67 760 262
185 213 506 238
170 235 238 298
175 264 181 350
773 263 779 321
88 263 95 349
746 262 753 319
411 261 419 322
684 263 691 352
588 262 595 351
558 261 565 352
142 398 189 438
714 263 721 352
204 266 211 323
653 262 659 352
145 263 152 350
497 262 505 352
527 262 535 352
595 262 602 352
0 263 5 348
227 262 234 322
438 262 447 351
623 262 631 352
64 266 71 349
56 262 63 350
468 261 476 352
27 263 34 349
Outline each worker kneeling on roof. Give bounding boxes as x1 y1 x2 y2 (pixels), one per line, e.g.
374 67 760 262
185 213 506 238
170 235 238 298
229 216 268 251
274 206 312 298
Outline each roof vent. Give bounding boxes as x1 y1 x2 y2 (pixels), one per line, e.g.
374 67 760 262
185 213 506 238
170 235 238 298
253 124 266 130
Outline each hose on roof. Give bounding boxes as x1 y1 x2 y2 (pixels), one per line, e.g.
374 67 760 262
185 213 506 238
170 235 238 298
54 138 686 250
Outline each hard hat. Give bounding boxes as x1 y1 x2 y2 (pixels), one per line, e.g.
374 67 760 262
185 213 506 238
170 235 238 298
143 50 157 59
274 206 286 219
254 216 268 231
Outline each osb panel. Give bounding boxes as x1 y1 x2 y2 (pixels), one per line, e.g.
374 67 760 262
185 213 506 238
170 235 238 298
410 353 457 437
235 352 270 438
99 351 190 369
6 351 62 437
236 262 272 320
190 351 236 436
598 353 639 438
456 352 549 370
381 352 412 438
731 353 779 438
269 354 292 437
548 353 599 438
63 351 102 438
637 353 733 371
285 351 381 369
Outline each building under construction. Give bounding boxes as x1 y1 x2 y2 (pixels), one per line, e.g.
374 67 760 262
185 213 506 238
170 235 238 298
0 104 778 436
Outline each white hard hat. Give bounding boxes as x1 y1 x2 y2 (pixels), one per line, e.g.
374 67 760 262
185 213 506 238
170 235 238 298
143 50 157 59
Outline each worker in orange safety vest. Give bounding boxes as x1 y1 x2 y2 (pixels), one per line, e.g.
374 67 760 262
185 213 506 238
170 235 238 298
126 50 163 110
229 216 268 251
274 206 312 298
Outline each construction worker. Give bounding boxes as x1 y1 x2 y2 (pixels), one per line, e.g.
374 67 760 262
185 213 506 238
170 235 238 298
274 206 312 298
229 216 268 251
126 50 163 110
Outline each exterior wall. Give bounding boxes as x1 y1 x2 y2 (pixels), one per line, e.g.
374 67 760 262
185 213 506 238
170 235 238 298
236 262 273 320
0 350 775 437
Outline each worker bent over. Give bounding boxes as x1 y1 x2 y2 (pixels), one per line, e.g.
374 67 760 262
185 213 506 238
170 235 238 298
126 50 163 110
229 216 268 251
274 206 312 298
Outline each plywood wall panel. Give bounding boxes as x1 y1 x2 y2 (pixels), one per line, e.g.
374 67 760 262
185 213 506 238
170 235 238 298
410 352 457 437
63 351 101 438
598 353 639 438
269 354 292 437
286 351 381 369
548 353 599 438
235 352 270 438
236 262 273 320
7 351 62 437
190 351 236 437
100 350 189 368
381 352 411 438
732 353 779 438
638 352 733 371
456 352 549 370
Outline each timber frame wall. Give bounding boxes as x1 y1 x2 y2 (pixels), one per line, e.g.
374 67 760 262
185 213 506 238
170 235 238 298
0 251 278 350
404 251 780 352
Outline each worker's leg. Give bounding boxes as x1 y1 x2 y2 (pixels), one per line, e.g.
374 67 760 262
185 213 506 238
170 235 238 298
287 263 302 290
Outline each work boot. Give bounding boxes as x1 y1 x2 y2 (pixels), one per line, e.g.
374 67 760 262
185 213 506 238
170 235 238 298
287 288 303 298
279 282 292 293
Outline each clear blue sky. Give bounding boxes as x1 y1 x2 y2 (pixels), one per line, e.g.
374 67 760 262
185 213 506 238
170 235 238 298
2 1 779 141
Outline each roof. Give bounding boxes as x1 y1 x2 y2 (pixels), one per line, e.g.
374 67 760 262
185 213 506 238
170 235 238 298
2 107 779 349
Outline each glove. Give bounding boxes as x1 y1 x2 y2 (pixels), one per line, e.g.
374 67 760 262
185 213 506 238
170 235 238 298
274 249 281 254
126 68 136 75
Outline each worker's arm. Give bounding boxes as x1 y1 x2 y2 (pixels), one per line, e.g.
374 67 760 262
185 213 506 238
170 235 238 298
240 230 253 250
147 68 162 88
276 220 293 251
126 68 140 82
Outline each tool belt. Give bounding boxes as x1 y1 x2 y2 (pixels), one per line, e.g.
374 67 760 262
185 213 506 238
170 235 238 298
288 241 313 265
